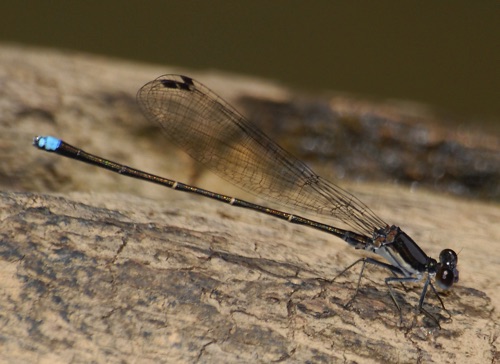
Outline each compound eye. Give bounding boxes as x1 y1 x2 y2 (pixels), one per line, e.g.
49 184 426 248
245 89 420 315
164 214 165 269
439 249 458 266
436 265 459 290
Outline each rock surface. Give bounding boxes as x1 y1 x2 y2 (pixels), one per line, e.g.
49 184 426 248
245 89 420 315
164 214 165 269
0 44 498 363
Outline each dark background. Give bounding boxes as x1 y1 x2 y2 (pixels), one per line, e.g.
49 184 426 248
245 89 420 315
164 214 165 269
1 1 498 131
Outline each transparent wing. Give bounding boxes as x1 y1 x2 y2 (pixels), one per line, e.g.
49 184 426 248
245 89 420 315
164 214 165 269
137 74 386 235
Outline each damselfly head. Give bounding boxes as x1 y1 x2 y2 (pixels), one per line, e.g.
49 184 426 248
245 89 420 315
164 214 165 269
435 249 459 290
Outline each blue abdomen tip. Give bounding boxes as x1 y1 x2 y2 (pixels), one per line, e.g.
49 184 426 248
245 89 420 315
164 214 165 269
36 136 61 151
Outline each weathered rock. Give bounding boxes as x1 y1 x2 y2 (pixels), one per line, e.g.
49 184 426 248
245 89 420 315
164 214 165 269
0 44 498 363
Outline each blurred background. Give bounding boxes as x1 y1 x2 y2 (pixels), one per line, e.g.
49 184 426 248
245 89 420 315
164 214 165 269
1 1 498 132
